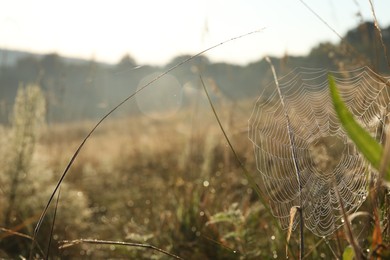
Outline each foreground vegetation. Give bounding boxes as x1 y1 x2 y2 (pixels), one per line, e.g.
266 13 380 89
1 83 389 259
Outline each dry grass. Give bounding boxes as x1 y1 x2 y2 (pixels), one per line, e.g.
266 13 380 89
1 91 388 259
2 100 284 258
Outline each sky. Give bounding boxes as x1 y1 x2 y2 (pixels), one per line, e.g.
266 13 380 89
1 0 390 66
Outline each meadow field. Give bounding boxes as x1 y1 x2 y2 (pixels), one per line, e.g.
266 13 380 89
1 4 390 258
0 95 286 259
1 81 388 259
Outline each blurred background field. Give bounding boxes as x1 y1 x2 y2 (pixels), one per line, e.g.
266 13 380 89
1 1 390 259
0 95 281 258
2 95 362 258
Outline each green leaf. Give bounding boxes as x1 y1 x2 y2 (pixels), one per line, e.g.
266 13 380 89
342 245 354 260
328 74 383 170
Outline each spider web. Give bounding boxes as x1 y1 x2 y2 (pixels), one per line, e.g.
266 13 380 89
248 66 390 237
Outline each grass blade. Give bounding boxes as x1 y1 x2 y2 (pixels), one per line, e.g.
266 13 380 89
379 127 390 182
328 73 390 259
45 187 61 260
342 246 354 260
328 74 383 170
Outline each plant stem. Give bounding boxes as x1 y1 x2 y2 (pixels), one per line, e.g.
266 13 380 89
299 207 304 259
266 57 304 259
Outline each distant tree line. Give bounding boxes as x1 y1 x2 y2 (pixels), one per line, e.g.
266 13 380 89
0 22 389 124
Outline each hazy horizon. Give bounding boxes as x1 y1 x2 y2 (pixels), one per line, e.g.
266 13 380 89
1 0 390 66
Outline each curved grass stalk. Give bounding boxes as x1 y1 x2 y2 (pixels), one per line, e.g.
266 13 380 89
59 239 183 259
200 75 297 260
28 29 264 258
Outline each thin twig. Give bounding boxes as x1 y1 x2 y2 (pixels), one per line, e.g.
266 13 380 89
58 239 183 259
0 227 45 256
0 227 32 240
333 181 363 260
